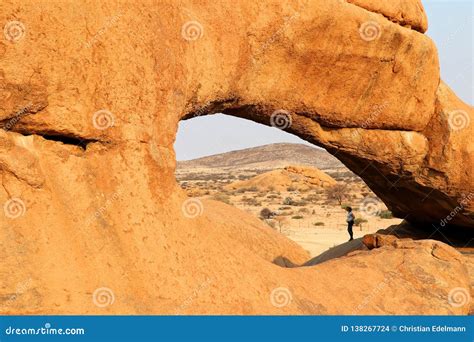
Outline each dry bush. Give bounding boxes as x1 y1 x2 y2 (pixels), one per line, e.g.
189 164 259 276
326 183 349 205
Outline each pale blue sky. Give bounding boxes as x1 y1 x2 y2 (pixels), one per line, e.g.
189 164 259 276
175 0 473 161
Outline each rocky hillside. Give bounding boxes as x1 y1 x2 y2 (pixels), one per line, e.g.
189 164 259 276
177 143 345 170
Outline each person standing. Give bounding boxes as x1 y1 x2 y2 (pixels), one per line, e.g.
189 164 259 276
345 207 355 241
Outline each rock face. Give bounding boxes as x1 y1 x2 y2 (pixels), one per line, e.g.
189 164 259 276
0 0 472 314
224 165 336 192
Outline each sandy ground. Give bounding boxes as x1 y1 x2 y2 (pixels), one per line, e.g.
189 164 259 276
177 165 402 257
282 226 379 257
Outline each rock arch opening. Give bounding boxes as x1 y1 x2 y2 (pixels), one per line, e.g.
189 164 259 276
174 112 404 257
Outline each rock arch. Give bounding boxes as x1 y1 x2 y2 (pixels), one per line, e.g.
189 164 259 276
0 0 472 314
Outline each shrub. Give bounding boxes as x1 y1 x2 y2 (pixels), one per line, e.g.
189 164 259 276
242 197 261 206
212 193 230 204
294 200 308 206
298 208 310 214
378 210 393 219
283 197 295 205
279 206 291 210
354 218 368 227
287 186 297 192
260 208 275 219
313 222 325 226
326 183 349 205
292 215 304 219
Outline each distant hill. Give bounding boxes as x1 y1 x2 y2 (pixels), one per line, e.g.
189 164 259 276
177 143 345 171
224 165 337 192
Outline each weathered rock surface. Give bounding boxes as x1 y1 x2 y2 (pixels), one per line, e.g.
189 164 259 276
0 0 472 314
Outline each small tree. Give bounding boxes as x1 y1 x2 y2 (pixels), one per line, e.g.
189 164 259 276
260 207 274 219
354 217 368 230
326 183 348 205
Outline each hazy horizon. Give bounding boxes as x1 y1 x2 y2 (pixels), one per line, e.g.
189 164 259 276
175 0 473 161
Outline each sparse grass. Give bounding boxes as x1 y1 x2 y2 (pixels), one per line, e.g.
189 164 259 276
212 193 231 204
378 210 393 219
354 218 368 227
